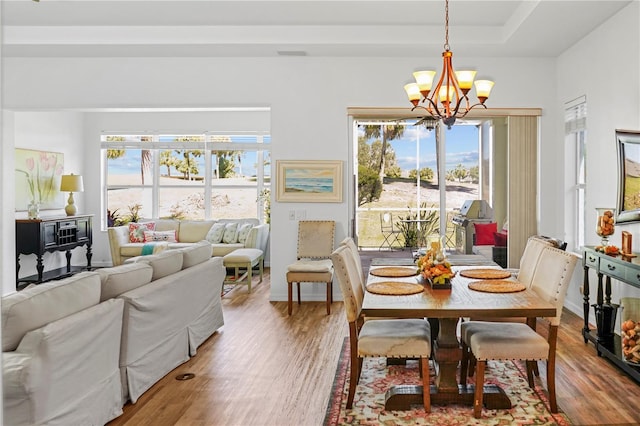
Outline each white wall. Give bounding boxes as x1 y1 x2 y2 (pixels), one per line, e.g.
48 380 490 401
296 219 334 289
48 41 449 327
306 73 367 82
5 112 85 295
2 55 560 301
557 1 640 320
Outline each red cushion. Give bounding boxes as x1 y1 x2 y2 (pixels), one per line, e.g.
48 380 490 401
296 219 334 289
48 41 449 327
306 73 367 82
474 222 497 245
493 231 508 247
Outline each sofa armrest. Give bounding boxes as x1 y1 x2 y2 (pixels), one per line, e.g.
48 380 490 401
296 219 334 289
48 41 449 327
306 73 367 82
244 224 269 252
108 226 130 266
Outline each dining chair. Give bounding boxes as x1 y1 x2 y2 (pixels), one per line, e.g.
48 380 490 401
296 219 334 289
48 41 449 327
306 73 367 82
339 237 365 287
330 245 432 411
459 246 578 418
379 212 402 250
516 235 559 286
286 220 335 315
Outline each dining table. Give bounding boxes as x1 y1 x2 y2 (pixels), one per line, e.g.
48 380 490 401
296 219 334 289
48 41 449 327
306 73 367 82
362 254 557 410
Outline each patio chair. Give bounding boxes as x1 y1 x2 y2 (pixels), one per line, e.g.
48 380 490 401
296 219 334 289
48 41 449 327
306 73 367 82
379 212 402 250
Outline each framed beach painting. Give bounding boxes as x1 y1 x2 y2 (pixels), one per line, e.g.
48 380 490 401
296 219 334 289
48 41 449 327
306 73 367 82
15 148 65 211
276 160 343 203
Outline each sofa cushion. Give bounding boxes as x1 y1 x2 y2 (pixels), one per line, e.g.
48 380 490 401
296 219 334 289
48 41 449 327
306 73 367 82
144 230 177 243
153 219 180 232
180 240 213 269
2 272 101 351
129 222 156 243
205 223 226 243
179 220 215 243
97 263 154 302
222 222 239 243
133 249 184 280
212 243 244 257
237 223 253 244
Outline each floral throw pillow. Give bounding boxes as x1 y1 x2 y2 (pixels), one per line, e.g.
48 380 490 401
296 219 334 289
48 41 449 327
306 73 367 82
129 222 156 243
222 222 239 244
144 230 177 243
237 223 253 244
206 223 226 243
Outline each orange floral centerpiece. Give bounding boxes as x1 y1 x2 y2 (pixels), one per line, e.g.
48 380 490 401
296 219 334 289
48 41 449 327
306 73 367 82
416 247 455 288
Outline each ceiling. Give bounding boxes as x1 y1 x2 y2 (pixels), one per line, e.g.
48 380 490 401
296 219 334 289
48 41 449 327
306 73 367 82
1 0 634 58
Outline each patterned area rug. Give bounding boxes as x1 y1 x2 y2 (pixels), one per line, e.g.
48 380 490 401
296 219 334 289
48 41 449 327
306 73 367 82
324 338 571 426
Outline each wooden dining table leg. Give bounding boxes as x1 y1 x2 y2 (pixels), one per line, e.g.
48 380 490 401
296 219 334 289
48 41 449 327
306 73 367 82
385 316 512 410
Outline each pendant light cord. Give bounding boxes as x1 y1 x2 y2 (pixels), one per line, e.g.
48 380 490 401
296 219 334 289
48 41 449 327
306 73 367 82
444 0 450 51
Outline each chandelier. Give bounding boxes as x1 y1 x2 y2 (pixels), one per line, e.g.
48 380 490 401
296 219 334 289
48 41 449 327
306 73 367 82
403 0 494 128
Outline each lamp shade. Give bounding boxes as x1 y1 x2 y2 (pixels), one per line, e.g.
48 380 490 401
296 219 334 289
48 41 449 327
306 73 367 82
60 174 84 192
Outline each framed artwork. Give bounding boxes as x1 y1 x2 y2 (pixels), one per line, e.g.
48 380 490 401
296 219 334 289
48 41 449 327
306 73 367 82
15 148 65 211
616 130 640 223
276 160 343 203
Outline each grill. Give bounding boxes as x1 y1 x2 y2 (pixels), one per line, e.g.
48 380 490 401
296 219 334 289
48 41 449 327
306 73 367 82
451 200 494 254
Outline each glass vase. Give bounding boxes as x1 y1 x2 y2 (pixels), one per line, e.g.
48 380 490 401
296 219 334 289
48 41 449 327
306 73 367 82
595 208 616 246
27 200 40 220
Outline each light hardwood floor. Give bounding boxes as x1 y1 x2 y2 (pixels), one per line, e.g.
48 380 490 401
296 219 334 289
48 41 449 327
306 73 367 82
108 265 640 426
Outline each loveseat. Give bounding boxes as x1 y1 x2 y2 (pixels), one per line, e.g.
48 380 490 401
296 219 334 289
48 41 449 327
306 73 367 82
108 218 269 266
2 240 226 425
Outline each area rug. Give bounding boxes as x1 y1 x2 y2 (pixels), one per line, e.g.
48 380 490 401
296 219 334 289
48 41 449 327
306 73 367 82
324 338 571 426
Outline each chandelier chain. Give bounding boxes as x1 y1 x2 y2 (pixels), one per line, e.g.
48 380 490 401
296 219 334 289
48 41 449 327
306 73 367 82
444 0 450 51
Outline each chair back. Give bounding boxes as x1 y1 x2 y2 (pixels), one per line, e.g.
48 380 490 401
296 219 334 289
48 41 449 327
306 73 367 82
530 246 578 326
331 245 364 323
517 236 556 286
380 212 395 232
339 237 364 286
297 220 335 259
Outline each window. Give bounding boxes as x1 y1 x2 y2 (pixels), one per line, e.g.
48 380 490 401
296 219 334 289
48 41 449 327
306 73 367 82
102 132 270 229
565 96 587 251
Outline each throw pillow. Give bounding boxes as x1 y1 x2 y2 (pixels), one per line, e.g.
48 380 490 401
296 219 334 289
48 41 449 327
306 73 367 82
237 223 253 244
206 223 226 243
222 222 239 244
143 230 178 243
129 222 156 243
493 230 508 247
474 222 497 245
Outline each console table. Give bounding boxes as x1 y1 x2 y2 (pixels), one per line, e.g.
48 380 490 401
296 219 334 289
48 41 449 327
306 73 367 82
16 215 93 290
582 246 640 383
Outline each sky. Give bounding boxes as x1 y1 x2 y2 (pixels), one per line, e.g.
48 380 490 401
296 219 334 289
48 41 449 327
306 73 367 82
359 123 479 173
107 124 479 177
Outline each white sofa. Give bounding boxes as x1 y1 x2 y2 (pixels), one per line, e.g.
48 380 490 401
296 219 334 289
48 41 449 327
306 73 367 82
108 218 269 266
100 241 225 403
2 272 125 426
2 240 226 424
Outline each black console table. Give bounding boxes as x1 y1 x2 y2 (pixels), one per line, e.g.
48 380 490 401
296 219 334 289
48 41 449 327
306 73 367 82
16 215 93 290
582 246 640 383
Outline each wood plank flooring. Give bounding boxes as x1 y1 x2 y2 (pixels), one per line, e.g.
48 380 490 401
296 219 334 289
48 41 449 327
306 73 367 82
108 260 640 426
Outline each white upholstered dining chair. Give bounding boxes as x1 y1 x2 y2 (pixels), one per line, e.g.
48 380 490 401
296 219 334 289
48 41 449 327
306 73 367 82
330 245 432 411
459 246 578 418
286 220 335 315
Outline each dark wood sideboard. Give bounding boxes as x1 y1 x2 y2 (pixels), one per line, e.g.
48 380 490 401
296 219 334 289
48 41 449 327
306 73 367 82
16 214 93 290
582 246 640 383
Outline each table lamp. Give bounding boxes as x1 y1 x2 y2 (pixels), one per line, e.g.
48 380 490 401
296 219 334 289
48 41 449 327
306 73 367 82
60 174 84 216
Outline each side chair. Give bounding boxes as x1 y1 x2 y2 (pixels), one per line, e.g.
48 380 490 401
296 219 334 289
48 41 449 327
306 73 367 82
379 212 403 250
460 246 578 418
286 220 335 315
330 245 432 411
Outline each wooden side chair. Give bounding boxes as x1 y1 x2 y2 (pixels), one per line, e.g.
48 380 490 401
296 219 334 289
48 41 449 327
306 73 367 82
330 245 432 411
286 220 335 315
460 246 578 418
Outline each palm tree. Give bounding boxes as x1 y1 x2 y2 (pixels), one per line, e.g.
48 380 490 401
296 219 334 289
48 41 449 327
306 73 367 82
361 124 405 180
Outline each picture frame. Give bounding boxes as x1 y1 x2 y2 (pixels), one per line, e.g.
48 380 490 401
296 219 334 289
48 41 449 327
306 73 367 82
616 129 640 223
276 160 343 203
14 148 65 211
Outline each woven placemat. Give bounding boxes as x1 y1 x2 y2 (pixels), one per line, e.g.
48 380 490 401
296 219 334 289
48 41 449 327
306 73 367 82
460 268 512 280
468 280 526 293
366 281 424 295
369 266 419 278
